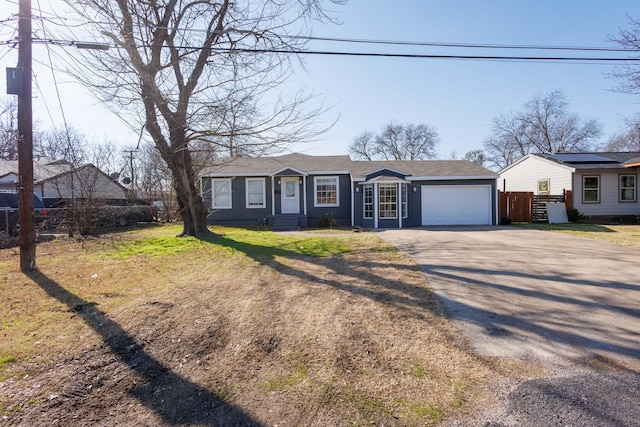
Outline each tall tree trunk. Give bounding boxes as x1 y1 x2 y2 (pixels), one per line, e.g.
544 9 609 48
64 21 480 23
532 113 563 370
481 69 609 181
169 150 210 237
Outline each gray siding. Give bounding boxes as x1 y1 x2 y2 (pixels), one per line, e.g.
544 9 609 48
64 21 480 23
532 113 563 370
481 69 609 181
405 184 422 227
205 177 272 225
574 171 639 216
305 174 351 227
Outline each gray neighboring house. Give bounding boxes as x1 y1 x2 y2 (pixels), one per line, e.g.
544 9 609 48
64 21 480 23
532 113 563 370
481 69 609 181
499 152 640 220
199 153 498 229
0 160 128 207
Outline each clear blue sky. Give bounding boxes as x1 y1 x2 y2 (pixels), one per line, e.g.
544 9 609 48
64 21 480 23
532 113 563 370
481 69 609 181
2 1 640 159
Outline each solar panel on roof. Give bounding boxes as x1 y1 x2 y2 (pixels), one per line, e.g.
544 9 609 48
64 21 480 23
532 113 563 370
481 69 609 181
546 153 617 163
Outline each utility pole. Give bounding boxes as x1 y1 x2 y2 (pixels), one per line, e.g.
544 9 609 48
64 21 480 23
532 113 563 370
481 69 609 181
17 0 36 272
7 1 110 272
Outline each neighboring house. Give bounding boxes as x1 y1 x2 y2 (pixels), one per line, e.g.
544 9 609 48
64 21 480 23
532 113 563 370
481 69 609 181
0 160 128 207
499 152 640 220
199 153 498 229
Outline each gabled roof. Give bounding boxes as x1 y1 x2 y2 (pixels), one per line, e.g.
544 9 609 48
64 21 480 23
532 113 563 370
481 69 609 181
0 159 75 183
0 160 127 191
351 159 497 180
200 153 353 176
200 153 498 180
537 152 640 170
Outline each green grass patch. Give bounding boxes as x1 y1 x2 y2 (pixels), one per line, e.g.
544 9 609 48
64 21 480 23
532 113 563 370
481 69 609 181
0 355 17 369
348 392 390 425
0 404 22 416
395 397 446 425
105 235 210 258
264 351 311 392
409 358 430 379
451 380 469 409
102 226 353 259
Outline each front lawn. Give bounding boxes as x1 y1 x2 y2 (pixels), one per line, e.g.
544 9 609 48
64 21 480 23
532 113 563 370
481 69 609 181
0 225 519 426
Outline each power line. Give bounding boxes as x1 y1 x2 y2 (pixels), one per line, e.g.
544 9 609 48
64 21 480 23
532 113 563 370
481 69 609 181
5 37 640 63
202 47 640 63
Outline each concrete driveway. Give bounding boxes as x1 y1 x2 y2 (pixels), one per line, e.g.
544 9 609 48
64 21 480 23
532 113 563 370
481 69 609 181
377 226 640 368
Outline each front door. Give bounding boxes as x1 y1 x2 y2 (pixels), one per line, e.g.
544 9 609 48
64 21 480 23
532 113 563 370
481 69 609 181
281 177 300 214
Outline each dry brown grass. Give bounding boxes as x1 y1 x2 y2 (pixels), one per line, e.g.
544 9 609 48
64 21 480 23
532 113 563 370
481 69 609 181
0 225 527 426
516 223 640 249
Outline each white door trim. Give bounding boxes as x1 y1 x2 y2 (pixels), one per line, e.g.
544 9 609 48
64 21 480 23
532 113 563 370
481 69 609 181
281 177 300 214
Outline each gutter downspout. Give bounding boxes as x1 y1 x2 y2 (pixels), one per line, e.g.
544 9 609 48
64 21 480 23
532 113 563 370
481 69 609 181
303 175 307 216
398 182 402 229
350 176 354 227
373 183 378 229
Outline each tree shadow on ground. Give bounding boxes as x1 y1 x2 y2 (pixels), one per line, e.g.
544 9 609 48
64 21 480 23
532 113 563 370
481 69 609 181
215 232 640 366
213 235 444 324
419 263 640 363
27 269 264 427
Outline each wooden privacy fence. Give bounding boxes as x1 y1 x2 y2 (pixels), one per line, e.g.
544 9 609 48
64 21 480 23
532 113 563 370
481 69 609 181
499 190 573 223
499 191 533 223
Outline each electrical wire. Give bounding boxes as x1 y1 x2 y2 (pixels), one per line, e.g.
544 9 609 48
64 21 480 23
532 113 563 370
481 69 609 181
37 0 74 149
3 36 636 64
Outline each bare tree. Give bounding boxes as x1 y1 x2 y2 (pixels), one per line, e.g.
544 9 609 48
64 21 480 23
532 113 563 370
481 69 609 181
349 131 376 160
58 0 344 238
610 17 640 94
138 143 176 222
0 98 19 161
35 126 87 163
483 90 601 169
350 122 439 160
601 114 640 152
463 149 486 167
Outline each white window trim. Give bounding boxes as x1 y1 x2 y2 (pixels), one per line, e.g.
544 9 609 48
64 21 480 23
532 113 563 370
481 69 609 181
245 177 266 209
314 176 340 207
401 183 408 219
619 174 636 203
363 184 373 219
212 178 232 209
582 175 600 204
379 183 398 219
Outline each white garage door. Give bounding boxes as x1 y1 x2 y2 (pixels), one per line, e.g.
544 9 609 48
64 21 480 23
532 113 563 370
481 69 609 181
421 185 492 225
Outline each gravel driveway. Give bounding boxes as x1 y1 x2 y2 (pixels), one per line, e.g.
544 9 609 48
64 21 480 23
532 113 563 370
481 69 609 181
377 226 640 426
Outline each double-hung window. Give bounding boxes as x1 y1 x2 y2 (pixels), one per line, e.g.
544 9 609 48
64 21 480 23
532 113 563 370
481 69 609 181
363 184 373 219
315 176 339 207
379 184 397 218
246 178 266 208
212 179 232 209
401 183 408 219
620 174 636 202
583 176 600 203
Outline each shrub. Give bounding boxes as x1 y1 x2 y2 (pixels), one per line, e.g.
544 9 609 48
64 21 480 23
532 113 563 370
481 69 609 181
317 212 337 228
567 208 583 223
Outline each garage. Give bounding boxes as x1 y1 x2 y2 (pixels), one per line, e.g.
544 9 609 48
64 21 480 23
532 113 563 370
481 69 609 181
421 185 492 225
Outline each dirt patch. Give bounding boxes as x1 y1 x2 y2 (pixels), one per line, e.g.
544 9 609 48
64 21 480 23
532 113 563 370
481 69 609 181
0 227 533 426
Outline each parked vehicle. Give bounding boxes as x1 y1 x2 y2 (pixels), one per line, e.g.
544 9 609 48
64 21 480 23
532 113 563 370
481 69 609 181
0 192 47 236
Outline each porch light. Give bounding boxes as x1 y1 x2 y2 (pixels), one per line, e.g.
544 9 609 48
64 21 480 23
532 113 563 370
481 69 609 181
355 186 359 192
413 186 417 192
